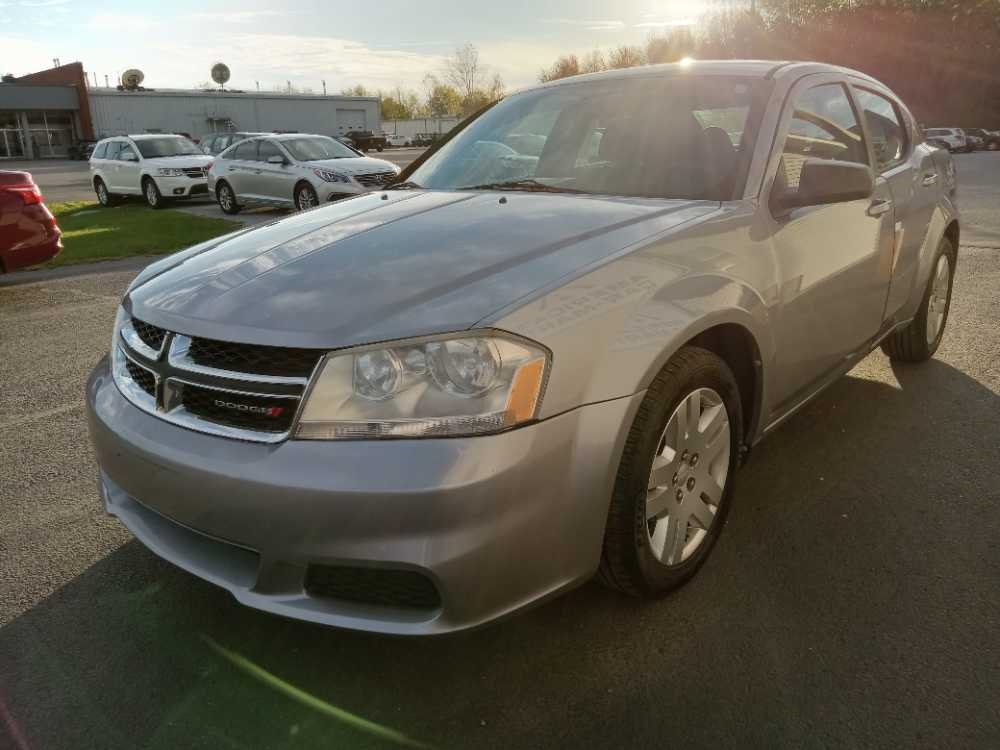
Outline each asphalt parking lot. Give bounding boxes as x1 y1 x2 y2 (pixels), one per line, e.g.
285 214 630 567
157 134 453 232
1 153 998 750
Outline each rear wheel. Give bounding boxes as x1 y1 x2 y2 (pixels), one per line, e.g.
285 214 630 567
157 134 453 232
216 181 241 215
94 178 114 207
881 236 956 362
294 182 319 211
143 177 165 209
599 346 742 597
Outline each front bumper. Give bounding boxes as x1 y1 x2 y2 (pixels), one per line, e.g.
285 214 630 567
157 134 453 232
156 174 208 197
86 356 640 634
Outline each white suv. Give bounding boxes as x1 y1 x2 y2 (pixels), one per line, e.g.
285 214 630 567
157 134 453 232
89 135 215 209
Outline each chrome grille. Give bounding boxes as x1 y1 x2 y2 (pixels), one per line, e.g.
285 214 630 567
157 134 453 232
182 167 208 178
187 336 321 378
124 358 156 396
354 171 396 188
132 318 167 352
112 313 324 443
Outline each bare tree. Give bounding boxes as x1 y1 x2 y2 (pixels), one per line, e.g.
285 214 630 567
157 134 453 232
580 50 607 74
444 43 482 100
607 44 646 69
539 54 580 83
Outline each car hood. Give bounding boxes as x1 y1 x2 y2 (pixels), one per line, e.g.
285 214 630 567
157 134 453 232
128 190 717 349
143 155 214 169
306 156 399 175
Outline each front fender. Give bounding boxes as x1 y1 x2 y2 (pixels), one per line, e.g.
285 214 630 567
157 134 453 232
496 253 774 422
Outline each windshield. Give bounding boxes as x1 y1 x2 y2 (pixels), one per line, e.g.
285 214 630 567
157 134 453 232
281 136 359 161
407 76 761 200
134 136 202 158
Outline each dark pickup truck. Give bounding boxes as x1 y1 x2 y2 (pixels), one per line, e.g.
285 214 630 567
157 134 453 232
343 130 387 152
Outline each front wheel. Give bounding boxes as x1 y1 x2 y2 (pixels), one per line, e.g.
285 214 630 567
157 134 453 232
294 182 319 211
143 178 165 209
881 236 956 362
599 346 742 597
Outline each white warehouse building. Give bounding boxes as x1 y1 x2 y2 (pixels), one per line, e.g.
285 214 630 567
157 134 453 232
88 88 382 141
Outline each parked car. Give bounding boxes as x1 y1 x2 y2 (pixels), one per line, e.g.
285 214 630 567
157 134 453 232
0 170 61 271
966 128 1000 151
87 61 959 635
410 132 441 147
208 133 400 213
199 132 267 156
386 134 410 148
964 130 985 151
67 140 97 160
343 130 388 152
90 134 214 209
923 128 971 153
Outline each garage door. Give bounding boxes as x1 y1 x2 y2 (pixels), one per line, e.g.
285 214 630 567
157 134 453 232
336 109 367 133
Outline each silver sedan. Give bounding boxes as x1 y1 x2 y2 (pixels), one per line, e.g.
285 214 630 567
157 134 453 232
207 133 400 213
88 61 959 635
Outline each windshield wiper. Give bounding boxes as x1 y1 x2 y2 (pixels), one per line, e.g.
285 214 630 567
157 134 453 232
459 179 584 194
385 180 422 190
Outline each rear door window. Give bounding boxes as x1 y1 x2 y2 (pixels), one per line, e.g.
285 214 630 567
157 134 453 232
854 88 909 172
233 139 259 161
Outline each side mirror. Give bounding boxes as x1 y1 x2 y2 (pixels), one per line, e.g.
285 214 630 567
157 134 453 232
772 159 873 214
267 154 287 165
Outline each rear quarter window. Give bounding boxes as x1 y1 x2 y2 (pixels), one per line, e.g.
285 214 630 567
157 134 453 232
92 141 108 159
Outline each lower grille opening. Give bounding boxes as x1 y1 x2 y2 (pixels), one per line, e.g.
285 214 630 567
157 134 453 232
179 384 298 433
125 358 156 396
305 565 442 610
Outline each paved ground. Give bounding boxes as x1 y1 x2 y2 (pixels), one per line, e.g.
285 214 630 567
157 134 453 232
1 154 998 750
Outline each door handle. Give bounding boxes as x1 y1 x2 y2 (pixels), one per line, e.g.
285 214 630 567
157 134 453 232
921 172 938 187
867 199 892 217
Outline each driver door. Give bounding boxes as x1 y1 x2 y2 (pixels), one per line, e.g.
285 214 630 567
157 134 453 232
765 77 896 417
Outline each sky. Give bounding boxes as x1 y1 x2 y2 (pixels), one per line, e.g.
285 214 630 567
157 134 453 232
0 0 730 95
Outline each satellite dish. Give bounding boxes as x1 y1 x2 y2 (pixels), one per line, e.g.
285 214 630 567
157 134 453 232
211 63 231 86
121 69 144 90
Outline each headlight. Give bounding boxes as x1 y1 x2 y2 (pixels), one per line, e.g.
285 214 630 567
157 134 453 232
156 168 186 176
296 332 549 439
313 168 351 183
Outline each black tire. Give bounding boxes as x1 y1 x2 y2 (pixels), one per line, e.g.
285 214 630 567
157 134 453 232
143 177 165 209
294 182 319 211
94 177 115 207
376 146 384 152
215 181 242 215
881 236 957 362
598 346 743 597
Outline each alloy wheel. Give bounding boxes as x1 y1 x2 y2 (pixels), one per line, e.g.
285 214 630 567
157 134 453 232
219 185 233 211
926 253 951 347
96 182 108 205
645 388 731 566
296 186 317 210
146 181 158 206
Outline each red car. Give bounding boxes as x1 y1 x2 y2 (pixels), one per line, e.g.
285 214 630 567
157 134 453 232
0 170 62 271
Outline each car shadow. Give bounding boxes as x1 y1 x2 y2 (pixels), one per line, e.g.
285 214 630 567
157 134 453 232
2 360 998 750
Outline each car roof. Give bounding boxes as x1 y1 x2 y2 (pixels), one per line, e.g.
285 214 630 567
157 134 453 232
531 59 883 90
126 133 190 140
